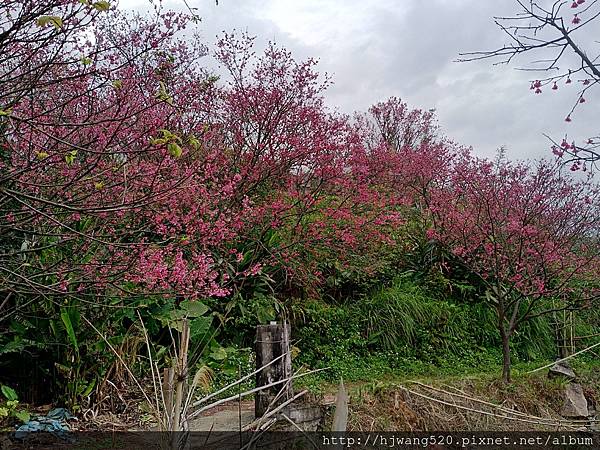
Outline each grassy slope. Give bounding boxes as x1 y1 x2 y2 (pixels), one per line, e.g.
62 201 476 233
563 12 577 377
306 358 600 431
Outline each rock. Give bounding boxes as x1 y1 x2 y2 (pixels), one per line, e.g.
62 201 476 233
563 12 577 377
548 360 576 380
561 383 589 418
281 403 325 431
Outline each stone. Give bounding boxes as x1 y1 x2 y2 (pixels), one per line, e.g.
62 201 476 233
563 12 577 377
548 360 576 380
561 383 589 418
280 403 325 431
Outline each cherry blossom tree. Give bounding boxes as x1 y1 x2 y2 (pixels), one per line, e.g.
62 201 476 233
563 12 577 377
203 33 410 299
429 155 600 382
356 97 439 153
1 3 215 308
0 0 412 319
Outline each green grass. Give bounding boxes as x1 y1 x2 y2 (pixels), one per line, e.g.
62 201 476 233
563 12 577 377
296 352 600 399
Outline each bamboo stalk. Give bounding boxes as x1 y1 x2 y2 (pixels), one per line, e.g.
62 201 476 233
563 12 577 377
187 368 327 420
242 389 308 431
528 340 600 374
172 318 190 448
400 386 580 429
138 311 165 430
189 352 289 409
163 367 175 429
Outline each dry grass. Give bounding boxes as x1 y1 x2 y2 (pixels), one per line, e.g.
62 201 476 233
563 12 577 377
347 372 595 432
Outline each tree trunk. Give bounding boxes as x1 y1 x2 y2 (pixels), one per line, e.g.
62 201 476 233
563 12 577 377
497 294 517 384
501 329 511 383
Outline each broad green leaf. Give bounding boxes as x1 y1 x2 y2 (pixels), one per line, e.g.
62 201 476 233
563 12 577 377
112 79 123 89
209 346 227 361
1 385 18 401
0 108 11 116
15 410 30 423
156 82 174 105
60 308 79 352
188 136 201 150
189 316 212 339
167 142 182 158
157 82 168 98
159 129 175 139
0 338 25 355
36 151 49 160
181 300 209 318
0 407 8 417
166 309 186 322
54 363 71 374
80 379 96 397
169 319 184 333
36 16 63 29
256 305 275 324
93 1 111 11
150 138 167 146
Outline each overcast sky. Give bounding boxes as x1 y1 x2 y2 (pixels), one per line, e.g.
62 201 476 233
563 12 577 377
120 0 598 161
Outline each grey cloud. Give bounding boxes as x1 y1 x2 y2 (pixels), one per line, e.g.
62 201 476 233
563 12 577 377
120 0 599 162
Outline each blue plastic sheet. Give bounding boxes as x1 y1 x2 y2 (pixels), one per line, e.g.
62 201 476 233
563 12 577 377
14 407 74 441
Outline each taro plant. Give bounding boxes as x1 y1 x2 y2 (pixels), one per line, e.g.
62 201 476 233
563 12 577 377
0 385 30 428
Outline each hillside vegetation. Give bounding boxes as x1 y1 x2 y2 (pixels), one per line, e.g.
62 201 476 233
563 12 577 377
1 0 599 432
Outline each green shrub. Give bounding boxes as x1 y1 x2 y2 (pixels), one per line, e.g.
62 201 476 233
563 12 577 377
291 278 561 382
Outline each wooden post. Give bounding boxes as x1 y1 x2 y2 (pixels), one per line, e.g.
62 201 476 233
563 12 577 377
255 321 293 418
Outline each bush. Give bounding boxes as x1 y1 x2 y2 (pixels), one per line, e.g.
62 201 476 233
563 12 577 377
291 278 560 381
